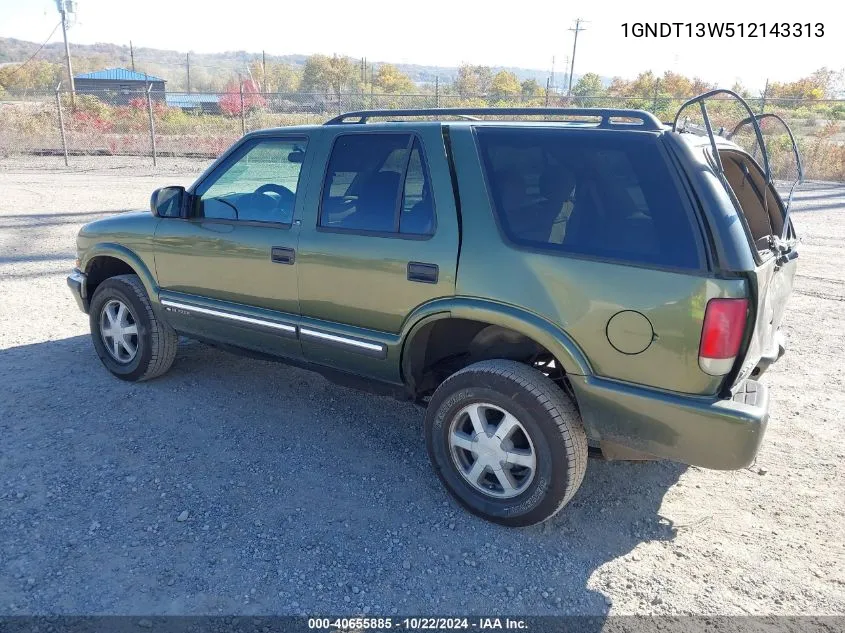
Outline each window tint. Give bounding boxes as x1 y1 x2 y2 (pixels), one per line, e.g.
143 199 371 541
320 134 434 236
196 138 307 224
476 128 700 269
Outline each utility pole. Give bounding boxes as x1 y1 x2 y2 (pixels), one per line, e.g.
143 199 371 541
130 40 135 71
56 0 75 107
186 53 191 93
262 50 267 93
567 18 587 97
550 56 555 93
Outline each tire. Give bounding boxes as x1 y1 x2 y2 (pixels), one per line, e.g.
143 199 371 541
425 359 588 527
88 274 178 382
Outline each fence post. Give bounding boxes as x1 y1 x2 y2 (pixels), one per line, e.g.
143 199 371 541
435 77 439 108
240 82 246 135
146 84 157 167
55 82 69 167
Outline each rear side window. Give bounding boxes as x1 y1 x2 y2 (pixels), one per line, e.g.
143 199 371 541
476 128 701 270
320 134 435 236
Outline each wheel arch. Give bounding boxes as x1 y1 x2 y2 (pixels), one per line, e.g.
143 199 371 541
399 297 591 398
82 244 158 301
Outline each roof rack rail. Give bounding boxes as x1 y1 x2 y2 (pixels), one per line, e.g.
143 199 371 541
324 107 664 131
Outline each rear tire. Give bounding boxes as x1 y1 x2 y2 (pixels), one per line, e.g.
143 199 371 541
424 359 587 527
89 274 178 382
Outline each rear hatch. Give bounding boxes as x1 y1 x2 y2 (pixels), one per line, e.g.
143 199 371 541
674 90 803 385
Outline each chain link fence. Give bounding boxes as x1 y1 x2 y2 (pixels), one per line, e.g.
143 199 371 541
2 87 844 179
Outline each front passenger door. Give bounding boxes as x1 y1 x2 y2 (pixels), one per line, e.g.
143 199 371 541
154 135 311 359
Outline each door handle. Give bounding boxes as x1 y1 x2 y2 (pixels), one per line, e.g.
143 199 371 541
407 262 438 284
271 247 295 265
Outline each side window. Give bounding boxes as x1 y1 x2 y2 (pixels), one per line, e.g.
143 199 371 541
400 140 435 235
476 128 701 270
195 138 307 224
320 134 435 236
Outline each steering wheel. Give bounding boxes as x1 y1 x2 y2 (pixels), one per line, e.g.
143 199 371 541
254 183 295 214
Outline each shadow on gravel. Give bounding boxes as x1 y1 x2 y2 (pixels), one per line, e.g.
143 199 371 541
0 335 684 618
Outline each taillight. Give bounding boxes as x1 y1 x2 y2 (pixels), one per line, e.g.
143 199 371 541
699 298 749 376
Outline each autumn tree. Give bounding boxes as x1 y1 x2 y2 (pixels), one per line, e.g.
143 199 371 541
374 63 414 93
300 54 358 97
0 60 62 91
660 71 693 98
490 70 520 100
250 60 301 93
454 64 493 98
768 68 843 100
219 79 266 116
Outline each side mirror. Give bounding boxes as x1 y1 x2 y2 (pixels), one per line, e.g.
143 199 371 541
150 186 186 218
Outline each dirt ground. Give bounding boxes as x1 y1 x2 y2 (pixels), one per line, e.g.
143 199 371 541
0 156 843 617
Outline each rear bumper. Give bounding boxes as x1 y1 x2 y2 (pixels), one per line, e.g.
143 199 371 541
570 375 769 470
67 269 89 313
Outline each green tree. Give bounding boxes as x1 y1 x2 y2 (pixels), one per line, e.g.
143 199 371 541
520 79 544 99
572 73 605 97
374 63 414 93
300 54 332 94
490 70 520 100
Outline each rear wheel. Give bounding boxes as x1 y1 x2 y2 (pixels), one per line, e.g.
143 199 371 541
425 359 588 526
89 274 178 382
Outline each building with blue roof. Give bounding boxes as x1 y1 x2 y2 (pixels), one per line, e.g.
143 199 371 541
74 68 166 103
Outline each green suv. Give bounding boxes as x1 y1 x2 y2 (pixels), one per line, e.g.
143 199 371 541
67 92 802 526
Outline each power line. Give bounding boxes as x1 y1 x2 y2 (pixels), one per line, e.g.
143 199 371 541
0 21 62 85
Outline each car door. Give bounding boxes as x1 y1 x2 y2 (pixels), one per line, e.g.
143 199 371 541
153 134 312 359
295 126 459 382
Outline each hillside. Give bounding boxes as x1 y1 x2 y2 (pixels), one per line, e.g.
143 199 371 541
0 36 587 92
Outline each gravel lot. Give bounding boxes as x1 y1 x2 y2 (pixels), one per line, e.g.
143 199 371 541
1 157 843 617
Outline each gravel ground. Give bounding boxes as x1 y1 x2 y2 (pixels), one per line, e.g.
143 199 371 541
0 157 844 617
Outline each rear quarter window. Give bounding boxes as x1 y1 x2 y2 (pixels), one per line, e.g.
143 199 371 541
475 128 702 270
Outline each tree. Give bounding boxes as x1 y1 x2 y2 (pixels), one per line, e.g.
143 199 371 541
660 71 693 98
300 54 357 97
250 60 301 93
300 54 332 94
219 79 266 116
454 64 493 98
0 60 62 91
572 73 604 97
768 68 843 100
520 79 544 99
374 63 414 93
490 70 520 100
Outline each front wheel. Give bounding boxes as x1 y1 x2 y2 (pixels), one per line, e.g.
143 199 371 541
424 360 588 527
88 274 178 382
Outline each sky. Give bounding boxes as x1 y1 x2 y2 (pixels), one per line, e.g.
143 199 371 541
0 0 843 92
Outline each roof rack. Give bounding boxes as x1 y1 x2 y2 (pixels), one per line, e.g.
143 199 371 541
324 107 664 131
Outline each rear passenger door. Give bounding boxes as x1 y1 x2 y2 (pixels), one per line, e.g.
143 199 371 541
296 126 459 380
